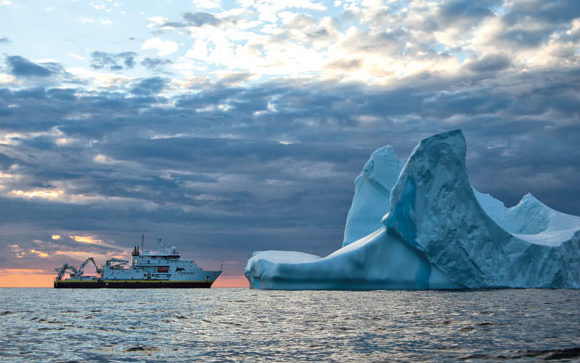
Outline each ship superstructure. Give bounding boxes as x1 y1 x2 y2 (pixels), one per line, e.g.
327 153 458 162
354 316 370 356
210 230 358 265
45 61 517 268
54 238 221 288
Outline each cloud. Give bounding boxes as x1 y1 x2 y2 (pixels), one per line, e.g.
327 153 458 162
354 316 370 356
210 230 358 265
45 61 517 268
503 0 580 25
6 56 53 77
498 28 550 48
438 0 500 26
130 77 168 95
468 54 512 72
141 57 173 71
141 37 178 56
1 65 579 221
0 37 9 43
135 0 580 85
11 189 64 200
90 51 137 71
183 12 221 27
69 235 103 245
158 11 222 29
324 59 361 71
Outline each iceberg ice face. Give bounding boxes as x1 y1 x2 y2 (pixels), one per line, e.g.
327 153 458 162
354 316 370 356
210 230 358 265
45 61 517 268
384 130 579 288
343 146 404 246
245 130 580 290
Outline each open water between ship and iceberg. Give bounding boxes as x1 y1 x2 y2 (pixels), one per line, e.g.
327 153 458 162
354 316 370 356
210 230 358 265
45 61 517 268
0 288 579 362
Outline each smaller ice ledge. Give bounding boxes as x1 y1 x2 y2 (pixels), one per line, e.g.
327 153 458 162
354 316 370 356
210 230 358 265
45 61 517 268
245 228 463 290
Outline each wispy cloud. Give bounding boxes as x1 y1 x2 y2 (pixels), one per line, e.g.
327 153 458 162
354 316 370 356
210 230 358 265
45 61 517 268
69 235 103 245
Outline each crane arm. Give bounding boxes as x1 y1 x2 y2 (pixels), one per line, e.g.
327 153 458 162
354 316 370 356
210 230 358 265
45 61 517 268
54 263 77 280
77 257 102 275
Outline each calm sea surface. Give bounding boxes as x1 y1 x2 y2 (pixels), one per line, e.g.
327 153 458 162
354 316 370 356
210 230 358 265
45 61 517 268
0 288 578 362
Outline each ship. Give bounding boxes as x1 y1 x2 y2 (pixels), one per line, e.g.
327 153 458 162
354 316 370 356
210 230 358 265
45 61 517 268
54 238 221 288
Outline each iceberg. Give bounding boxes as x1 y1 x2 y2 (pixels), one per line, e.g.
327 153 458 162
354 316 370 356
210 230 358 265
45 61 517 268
245 130 580 289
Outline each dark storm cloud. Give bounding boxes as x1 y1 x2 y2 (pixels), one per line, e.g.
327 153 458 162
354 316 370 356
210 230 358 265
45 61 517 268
6 56 53 77
90 51 137 71
1 61 580 273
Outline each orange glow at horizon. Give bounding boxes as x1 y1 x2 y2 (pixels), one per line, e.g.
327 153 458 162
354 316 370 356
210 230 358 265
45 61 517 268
212 275 249 288
0 270 249 288
0 269 54 287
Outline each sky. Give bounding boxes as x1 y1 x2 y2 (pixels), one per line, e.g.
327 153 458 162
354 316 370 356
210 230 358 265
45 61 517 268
0 0 579 287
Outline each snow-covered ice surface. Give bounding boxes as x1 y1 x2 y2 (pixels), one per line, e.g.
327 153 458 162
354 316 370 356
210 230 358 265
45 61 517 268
245 130 580 290
475 191 580 247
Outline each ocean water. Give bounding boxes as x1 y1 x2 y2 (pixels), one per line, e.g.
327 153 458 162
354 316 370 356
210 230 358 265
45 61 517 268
0 288 578 362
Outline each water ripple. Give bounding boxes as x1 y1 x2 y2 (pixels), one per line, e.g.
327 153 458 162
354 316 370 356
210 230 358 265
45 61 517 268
0 289 578 361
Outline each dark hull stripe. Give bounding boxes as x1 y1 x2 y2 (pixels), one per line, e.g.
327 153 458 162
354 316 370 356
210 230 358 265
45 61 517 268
54 282 102 288
103 281 214 288
54 281 214 288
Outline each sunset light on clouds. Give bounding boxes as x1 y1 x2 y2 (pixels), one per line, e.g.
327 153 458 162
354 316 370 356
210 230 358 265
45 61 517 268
0 0 579 287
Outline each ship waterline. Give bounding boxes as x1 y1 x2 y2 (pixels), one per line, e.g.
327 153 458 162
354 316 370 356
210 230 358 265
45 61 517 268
54 239 221 288
54 280 216 288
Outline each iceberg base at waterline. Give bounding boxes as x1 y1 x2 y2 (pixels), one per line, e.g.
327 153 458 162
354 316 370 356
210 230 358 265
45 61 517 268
244 130 580 290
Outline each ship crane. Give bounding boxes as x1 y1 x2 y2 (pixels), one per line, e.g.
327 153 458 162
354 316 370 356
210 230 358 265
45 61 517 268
76 257 102 277
54 264 78 281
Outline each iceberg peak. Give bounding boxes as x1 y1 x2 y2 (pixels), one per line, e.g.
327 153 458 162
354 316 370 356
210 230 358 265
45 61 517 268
517 192 544 208
342 144 404 246
362 145 403 192
384 130 472 246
